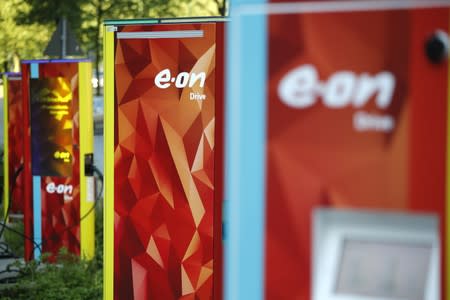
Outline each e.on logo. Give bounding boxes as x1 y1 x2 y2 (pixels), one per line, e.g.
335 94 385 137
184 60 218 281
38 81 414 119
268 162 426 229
277 64 395 109
154 69 206 89
46 182 73 195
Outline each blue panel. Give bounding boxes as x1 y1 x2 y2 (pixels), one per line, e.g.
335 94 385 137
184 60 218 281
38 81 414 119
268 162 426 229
22 58 90 64
33 176 42 259
224 1 268 299
30 63 39 79
232 0 264 5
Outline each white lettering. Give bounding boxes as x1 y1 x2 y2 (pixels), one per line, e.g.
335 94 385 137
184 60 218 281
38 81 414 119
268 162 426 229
278 65 395 109
45 182 74 195
277 64 317 108
56 184 65 194
353 111 395 132
175 72 190 88
154 69 171 89
188 72 206 88
323 71 356 108
154 69 207 89
64 185 73 194
190 92 206 101
46 182 56 193
353 73 395 108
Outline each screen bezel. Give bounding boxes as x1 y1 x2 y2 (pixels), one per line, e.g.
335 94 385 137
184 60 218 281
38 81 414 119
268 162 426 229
313 209 440 300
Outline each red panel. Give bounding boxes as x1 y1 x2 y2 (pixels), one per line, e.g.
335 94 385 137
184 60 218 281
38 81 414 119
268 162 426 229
6 76 24 214
409 9 449 297
265 9 448 299
21 64 34 261
114 23 222 300
40 176 80 255
213 23 225 300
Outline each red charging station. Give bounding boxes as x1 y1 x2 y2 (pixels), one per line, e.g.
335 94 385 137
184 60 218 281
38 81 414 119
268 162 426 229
3 73 25 222
21 59 95 261
225 1 450 300
103 17 225 300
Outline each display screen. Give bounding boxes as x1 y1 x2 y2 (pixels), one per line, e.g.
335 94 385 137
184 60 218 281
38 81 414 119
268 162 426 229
30 77 73 177
335 239 432 299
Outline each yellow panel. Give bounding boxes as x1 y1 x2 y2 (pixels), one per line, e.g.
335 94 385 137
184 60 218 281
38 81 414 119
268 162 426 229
79 62 95 260
3 74 9 220
103 26 116 300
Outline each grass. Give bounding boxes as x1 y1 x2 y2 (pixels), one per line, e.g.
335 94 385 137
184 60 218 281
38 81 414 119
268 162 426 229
0 206 103 300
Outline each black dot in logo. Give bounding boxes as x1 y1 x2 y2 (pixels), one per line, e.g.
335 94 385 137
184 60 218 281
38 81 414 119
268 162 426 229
171 77 175 82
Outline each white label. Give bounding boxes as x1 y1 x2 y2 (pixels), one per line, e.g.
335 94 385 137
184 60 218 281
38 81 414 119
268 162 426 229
106 26 117 32
86 176 95 203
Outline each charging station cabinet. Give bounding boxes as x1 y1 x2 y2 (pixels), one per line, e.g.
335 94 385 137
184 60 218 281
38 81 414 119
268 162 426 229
103 17 225 300
2 73 25 222
225 1 450 300
21 59 95 261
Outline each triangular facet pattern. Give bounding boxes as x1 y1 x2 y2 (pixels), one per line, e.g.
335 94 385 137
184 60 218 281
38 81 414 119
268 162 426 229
114 23 217 300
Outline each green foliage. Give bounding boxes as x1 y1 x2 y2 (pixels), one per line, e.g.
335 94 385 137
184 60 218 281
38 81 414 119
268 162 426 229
0 0 226 73
0 206 104 300
0 0 52 72
0 249 102 300
15 0 84 31
3 221 24 257
13 0 225 93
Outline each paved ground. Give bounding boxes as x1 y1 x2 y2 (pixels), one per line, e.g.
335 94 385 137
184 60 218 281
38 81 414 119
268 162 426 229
0 256 20 283
0 233 22 284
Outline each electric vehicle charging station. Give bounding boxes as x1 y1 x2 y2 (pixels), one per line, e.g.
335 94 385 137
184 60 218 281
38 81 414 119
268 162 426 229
103 17 225 300
2 73 25 223
21 59 95 261
225 1 450 300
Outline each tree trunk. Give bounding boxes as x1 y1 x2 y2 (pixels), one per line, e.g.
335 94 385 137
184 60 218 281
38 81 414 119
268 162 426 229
216 0 227 16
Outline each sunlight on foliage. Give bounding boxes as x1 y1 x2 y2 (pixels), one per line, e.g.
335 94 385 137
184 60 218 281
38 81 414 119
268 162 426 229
0 0 53 72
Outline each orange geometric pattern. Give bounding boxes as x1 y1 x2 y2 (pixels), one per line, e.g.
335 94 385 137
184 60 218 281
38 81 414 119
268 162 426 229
6 75 25 214
264 9 448 299
114 23 217 300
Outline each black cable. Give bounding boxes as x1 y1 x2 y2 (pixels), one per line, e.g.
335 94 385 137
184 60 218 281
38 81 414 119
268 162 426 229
0 261 27 284
0 241 15 258
0 164 24 240
1 222 42 253
0 164 25 260
0 163 103 260
0 164 104 284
